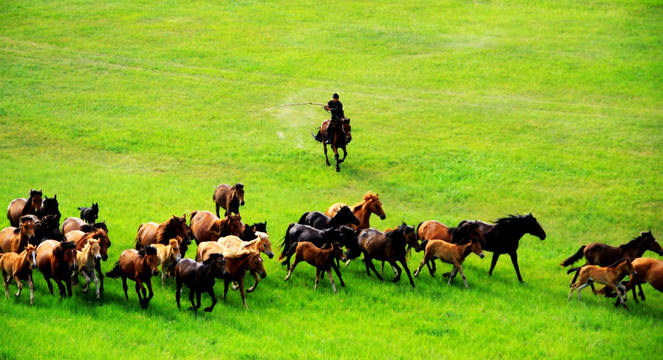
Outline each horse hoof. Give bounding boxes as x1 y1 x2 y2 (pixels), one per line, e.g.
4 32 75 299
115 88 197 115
204 307 213 312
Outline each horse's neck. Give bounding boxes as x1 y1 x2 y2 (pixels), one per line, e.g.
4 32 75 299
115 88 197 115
354 202 372 228
494 222 527 242
460 243 473 259
622 238 648 258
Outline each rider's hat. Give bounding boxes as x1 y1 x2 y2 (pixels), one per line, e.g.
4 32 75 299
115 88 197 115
332 93 339 99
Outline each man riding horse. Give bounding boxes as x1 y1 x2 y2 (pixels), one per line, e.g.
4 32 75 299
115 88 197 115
315 93 351 144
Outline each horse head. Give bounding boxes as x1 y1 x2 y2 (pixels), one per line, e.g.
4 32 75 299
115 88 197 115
333 205 360 227
470 239 485 259
258 238 274 259
59 241 78 272
88 239 102 261
365 192 386 220
249 252 267 279
642 231 663 256
25 244 38 269
524 213 546 240
623 258 637 277
331 242 347 262
144 245 160 276
233 183 245 206
204 253 228 278
169 237 182 262
399 223 420 252
29 189 43 211
19 216 36 244
42 195 60 220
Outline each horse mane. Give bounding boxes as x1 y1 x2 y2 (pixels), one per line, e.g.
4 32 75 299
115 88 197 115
619 234 649 250
157 216 184 243
29 189 42 199
353 192 379 212
139 245 157 257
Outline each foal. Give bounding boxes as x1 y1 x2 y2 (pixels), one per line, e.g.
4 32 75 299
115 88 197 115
0 244 38 304
568 258 637 309
0 216 36 253
106 246 160 308
413 239 484 289
151 237 182 286
284 242 347 293
73 239 102 299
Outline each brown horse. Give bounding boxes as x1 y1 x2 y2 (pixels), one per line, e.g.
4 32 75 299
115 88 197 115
315 117 350 172
73 239 102 299
216 235 273 292
352 223 420 287
222 251 266 310
135 215 191 257
151 238 182 286
413 239 485 288
598 258 663 306
416 220 486 276
6 189 42 227
64 224 111 294
175 254 228 312
213 183 245 217
0 216 36 253
197 240 268 297
105 246 160 308
36 240 77 297
562 231 662 286
0 244 38 304
325 191 386 230
189 211 244 244
284 242 347 293
568 258 637 309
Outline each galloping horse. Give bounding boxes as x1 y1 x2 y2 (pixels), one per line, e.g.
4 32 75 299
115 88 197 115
63 219 111 293
352 223 420 287
598 258 663 307
475 213 547 283
151 238 182 286
105 246 160 308
0 216 36 253
73 239 102 299
284 242 347 293
413 238 484 288
135 215 191 258
36 240 77 297
189 211 244 244
325 192 386 230
315 117 351 172
561 231 662 285
40 195 61 221
568 258 637 309
213 183 245 217
298 205 359 230
0 244 38 304
31 214 65 244
7 189 42 227
280 224 358 270
416 220 486 276
175 254 228 312
78 202 99 224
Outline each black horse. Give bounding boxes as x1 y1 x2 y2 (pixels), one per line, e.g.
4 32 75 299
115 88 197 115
314 118 351 172
175 254 228 312
279 224 358 269
33 214 66 244
475 213 546 283
78 203 99 224
297 205 359 230
40 195 61 221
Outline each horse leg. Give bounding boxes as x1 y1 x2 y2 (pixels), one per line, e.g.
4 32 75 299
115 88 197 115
314 268 321 290
488 253 500 276
44 276 54 295
223 279 230 300
324 143 330 166
195 290 202 310
575 282 592 301
121 276 129 300
367 259 384 281
80 270 91 293
3 275 10 298
54 278 66 297
334 147 340 172
246 271 259 293
389 260 402 283
284 258 300 281
509 251 524 283
135 280 145 307
327 269 337 294
89 270 100 299
457 265 470 289
425 259 436 277
188 288 196 310
612 283 628 309
331 262 345 287
638 284 645 301
95 259 104 294
175 278 182 309
400 259 415 288
447 267 458 286
145 279 154 307
238 279 248 310
12 276 23 297
413 256 428 278
204 286 217 312
339 146 347 164
28 275 34 305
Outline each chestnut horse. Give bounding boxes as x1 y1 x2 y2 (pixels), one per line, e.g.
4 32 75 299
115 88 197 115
351 223 420 287
284 242 347 293
218 235 273 292
568 258 637 309
416 220 486 276
6 189 42 227
0 216 36 253
175 254 228 312
36 240 77 297
213 183 245 217
0 244 38 304
315 118 351 172
135 215 191 258
325 191 386 230
73 239 102 299
222 251 266 310
63 220 111 293
105 246 160 308
189 211 244 244
151 238 182 286
413 239 484 288
598 258 663 306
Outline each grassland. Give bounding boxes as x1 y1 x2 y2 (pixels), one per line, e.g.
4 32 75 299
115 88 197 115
1 0 662 359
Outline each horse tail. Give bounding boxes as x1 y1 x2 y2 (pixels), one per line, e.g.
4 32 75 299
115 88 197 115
566 266 583 275
105 262 121 278
135 224 144 250
297 212 309 225
560 246 586 267
416 221 425 239
278 223 296 261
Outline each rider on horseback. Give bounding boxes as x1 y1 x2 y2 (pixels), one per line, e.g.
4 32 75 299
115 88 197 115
323 93 344 144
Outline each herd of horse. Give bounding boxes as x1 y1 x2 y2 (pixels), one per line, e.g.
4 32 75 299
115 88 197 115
1 187 662 312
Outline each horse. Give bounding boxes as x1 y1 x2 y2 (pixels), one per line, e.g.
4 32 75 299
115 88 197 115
151 237 182 286
352 223 420 287
413 238 485 288
279 224 358 270
216 235 273 292
315 118 351 172
568 258 637 309
0 216 36 253
62 217 108 236
175 253 228 312
40 195 61 221
78 202 99 224
189 211 244 244
135 214 191 258
105 246 160 308
597 258 663 307
0 244 38 304
473 213 546 283
30 214 65 244
213 183 245 217
284 242 347 293
6 189 42 227
36 240 77 297
416 220 487 276
325 191 386 230
73 239 102 299
298 205 360 230
561 231 662 286
64 221 111 293
221 250 265 310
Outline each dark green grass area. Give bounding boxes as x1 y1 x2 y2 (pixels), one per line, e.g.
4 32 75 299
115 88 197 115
1 0 662 359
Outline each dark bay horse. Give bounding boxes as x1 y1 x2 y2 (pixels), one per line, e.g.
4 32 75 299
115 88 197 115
279 224 358 270
221 250 266 310
78 202 99 224
213 183 245 217
352 223 420 287
298 205 359 230
106 246 160 308
29 214 65 244
475 213 547 283
40 195 61 221
315 118 351 172
7 189 42 227
175 254 228 312
325 192 386 230
135 215 191 257
36 240 77 297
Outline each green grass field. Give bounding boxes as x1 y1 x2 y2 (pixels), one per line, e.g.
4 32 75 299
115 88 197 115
1 0 662 359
